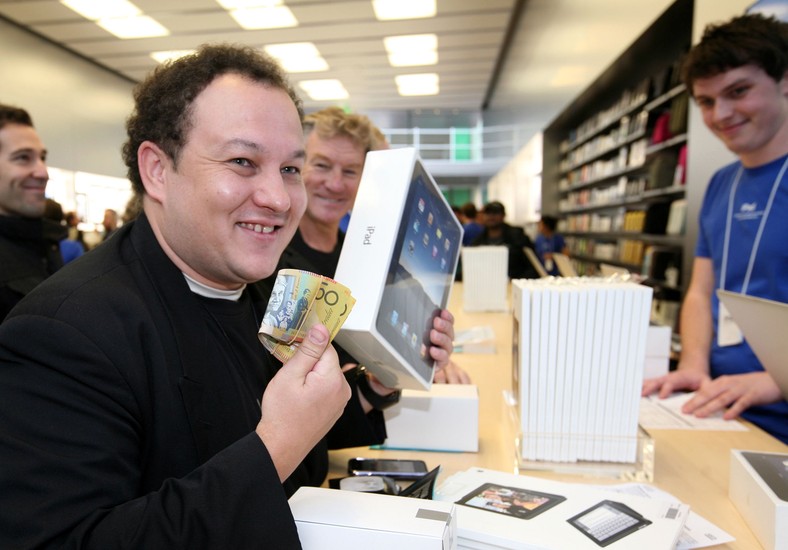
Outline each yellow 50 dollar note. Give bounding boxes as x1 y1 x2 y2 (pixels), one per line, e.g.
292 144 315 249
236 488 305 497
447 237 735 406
258 269 356 362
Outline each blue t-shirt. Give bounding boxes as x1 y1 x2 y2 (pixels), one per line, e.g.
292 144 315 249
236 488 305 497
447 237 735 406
462 221 484 246
534 233 566 276
695 154 788 443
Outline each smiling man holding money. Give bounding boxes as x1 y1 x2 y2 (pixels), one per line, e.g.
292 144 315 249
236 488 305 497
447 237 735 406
0 45 350 548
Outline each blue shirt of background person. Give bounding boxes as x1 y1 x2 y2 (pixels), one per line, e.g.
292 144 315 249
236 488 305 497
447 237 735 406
459 202 484 246
534 215 566 276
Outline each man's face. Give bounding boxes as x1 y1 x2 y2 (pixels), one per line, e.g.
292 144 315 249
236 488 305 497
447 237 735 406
693 64 788 165
0 123 48 218
150 73 306 289
484 211 504 229
103 209 117 230
302 132 366 229
270 280 286 310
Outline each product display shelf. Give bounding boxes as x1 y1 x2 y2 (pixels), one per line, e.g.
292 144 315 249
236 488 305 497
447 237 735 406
543 0 693 292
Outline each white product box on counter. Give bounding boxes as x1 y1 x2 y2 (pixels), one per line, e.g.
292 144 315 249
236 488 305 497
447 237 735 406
729 449 788 550
289 486 457 550
381 384 479 452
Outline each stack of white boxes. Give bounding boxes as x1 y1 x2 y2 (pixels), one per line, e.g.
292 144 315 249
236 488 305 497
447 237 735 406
512 277 653 464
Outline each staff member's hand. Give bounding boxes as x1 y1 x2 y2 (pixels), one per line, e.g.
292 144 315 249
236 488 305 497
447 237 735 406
682 371 783 420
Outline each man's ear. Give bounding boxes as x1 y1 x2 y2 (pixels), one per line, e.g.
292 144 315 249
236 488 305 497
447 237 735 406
137 141 170 203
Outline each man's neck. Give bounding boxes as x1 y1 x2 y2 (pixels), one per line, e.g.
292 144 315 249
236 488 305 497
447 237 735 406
299 217 339 253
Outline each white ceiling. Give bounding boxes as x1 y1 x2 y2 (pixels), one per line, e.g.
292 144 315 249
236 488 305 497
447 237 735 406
0 0 676 126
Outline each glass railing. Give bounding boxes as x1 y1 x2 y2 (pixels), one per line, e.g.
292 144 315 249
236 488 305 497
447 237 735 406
382 125 527 163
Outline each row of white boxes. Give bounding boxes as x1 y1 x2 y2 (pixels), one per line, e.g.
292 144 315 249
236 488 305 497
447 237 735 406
512 277 653 464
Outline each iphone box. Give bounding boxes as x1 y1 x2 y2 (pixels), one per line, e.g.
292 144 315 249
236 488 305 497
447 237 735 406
289 486 457 550
381 384 479 452
729 450 788 550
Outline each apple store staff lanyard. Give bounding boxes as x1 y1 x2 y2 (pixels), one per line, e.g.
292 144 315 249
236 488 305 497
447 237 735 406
720 156 788 295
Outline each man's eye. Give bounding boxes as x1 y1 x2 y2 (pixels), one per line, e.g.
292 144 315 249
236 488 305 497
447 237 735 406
232 158 252 167
696 98 713 109
282 166 301 175
729 86 749 98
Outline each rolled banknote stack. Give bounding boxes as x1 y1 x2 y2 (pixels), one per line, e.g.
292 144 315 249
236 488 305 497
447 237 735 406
258 268 356 362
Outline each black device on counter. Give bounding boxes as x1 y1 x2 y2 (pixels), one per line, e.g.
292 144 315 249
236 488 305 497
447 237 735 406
348 457 429 480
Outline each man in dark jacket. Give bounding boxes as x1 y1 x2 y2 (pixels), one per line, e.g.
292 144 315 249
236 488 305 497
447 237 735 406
472 200 539 279
0 44 351 549
0 104 65 321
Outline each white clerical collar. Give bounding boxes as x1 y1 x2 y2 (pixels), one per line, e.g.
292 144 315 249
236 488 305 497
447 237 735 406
183 273 245 301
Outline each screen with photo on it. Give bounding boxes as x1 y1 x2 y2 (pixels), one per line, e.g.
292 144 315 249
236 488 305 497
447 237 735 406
456 483 566 520
376 161 462 383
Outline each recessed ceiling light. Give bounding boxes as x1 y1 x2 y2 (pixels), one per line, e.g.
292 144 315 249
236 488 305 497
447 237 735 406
264 43 328 72
395 73 439 96
299 79 349 101
97 15 169 38
229 6 298 29
384 34 438 67
216 0 282 8
372 0 436 20
150 50 195 64
60 0 139 20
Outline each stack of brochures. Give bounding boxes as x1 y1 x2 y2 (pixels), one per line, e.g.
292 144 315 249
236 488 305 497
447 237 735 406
512 278 653 464
435 467 688 550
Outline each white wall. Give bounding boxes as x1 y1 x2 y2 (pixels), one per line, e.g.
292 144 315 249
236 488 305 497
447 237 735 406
0 17 134 178
486 132 543 227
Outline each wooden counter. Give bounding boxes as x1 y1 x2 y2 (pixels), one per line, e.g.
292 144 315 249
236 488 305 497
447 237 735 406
328 284 787 549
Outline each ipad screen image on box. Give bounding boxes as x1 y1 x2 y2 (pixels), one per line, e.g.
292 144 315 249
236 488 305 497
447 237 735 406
567 499 652 547
456 483 566 520
375 165 462 384
716 290 788 398
740 451 788 501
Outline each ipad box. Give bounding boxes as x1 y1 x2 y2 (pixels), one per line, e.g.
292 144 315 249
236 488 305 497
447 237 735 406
289 486 457 550
729 449 788 550
335 147 463 391
381 384 479 452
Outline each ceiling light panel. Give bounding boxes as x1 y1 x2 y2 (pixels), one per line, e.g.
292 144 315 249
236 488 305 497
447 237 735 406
228 5 298 29
216 0 282 8
395 73 439 96
60 0 140 20
264 43 328 72
384 34 438 67
97 15 169 38
372 0 436 21
150 50 196 64
299 79 349 101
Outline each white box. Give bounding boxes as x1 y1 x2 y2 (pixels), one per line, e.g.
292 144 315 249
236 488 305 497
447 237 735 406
729 449 788 550
335 148 463 391
381 384 479 452
461 246 508 312
289 486 457 550
644 325 671 379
